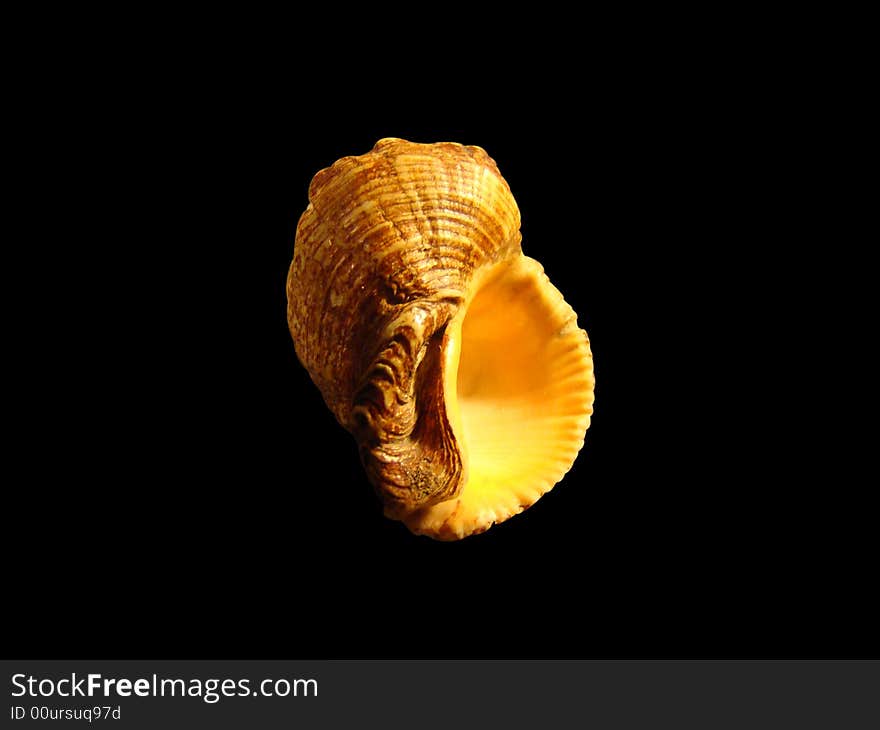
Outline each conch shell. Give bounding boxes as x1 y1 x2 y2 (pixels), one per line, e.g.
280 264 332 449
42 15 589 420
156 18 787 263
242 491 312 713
287 138 594 540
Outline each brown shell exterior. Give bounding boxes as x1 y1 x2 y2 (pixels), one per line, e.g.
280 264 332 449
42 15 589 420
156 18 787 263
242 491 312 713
287 138 522 516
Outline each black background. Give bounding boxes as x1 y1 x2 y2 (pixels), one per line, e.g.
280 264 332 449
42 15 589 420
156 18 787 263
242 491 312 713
7 27 872 660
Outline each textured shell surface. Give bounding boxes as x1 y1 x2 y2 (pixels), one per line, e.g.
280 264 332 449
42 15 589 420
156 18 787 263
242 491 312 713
287 138 594 540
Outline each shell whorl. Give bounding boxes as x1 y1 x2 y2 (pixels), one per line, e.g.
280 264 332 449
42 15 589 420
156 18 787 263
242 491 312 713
287 138 522 515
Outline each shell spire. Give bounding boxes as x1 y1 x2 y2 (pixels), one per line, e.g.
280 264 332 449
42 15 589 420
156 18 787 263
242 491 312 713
287 138 594 539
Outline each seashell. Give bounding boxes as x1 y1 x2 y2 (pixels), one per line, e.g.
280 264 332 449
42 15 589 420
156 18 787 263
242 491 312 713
286 138 594 540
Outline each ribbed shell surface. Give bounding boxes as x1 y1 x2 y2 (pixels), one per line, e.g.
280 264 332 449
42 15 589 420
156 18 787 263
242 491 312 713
287 138 522 514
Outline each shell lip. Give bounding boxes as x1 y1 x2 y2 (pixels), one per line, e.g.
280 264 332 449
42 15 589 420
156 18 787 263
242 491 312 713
400 253 595 540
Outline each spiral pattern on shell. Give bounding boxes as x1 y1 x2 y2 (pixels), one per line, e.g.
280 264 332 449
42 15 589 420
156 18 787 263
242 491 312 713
287 138 594 538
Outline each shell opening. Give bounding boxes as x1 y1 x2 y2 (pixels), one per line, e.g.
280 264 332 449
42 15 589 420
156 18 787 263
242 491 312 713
403 255 595 539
